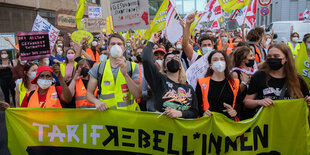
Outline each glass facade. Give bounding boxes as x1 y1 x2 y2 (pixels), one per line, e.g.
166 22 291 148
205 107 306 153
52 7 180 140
148 0 207 18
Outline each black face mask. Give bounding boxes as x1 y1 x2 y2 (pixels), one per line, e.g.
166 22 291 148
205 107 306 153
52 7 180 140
267 58 283 70
80 67 89 77
136 55 142 62
245 59 255 67
166 59 180 73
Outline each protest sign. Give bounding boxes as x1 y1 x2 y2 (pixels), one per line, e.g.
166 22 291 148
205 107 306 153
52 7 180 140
5 99 310 154
0 33 16 50
71 30 93 45
57 14 76 27
89 6 102 18
32 15 60 52
110 0 150 32
84 18 107 32
17 31 50 61
186 53 209 90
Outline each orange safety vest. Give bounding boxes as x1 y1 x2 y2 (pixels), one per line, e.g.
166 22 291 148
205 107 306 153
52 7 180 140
198 76 239 111
86 48 100 61
75 79 96 108
226 43 234 55
135 63 143 104
217 36 222 50
253 44 262 63
27 86 62 108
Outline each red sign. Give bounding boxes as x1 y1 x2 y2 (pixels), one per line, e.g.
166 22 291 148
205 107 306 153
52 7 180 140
258 0 272 6
260 7 270 16
230 9 241 21
299 13 305 20
214 6 222 15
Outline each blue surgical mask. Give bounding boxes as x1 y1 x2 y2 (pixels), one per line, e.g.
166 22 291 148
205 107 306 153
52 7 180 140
201 47 213 55
221 37 229 42
307 44 310 50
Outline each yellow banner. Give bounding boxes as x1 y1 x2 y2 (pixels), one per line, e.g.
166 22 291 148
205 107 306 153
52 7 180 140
296 42 310 89
5 99 310 154
218 0 251 13
144 0 169 40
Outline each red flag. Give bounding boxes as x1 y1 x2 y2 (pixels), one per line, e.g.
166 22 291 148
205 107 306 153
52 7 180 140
211 19 220 30
245 0 257 28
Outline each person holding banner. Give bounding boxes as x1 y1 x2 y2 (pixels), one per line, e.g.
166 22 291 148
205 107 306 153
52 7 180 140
87 33 141 111
196 51 241 120
68 59 95 108
21 65 72 108
142 33 198 118
15 62 38 107
60 48 77 83
0 50 16 106
244 43 310 121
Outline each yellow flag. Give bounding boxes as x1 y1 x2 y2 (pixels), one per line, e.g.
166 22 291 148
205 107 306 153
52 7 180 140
218 0 251 13
125 31 130 44
75 0 86 30
106 16 114 34
190 14 201 36
295 42 310 89
144 0 169 40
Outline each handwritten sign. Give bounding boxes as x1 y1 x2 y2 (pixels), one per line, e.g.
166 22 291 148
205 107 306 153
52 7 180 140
32 15 60 52
84 18 106 32
0 33 16 50
17 31 50 61
71 30 93 45
186 53 210 90
110 0 150 32
88 6 102 18
57 14 76 27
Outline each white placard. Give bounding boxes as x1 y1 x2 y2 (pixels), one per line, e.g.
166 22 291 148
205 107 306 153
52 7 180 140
89 6 102 18
32 15 60 52
110 0 150 32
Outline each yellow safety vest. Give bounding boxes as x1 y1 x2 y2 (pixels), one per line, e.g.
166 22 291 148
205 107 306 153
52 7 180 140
197 49 202 55
287 42 300 58
18 82 27 106
60 62 77 77
99 59 140 111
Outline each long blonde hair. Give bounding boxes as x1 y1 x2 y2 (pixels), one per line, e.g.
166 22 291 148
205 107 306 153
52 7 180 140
160 54 187 85
260 42 303 98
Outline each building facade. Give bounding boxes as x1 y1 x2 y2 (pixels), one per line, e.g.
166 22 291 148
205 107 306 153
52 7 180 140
0 0 100 34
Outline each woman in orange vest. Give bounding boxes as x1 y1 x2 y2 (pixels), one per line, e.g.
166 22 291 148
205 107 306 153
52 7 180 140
196 50 241 120
21 65 72 108
217 32 234 55
68 59 96 108
61 48 77 83
86 40 100 61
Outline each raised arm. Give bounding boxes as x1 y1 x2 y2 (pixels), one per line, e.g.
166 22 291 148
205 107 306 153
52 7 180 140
51 64 72 104
182 13 196 60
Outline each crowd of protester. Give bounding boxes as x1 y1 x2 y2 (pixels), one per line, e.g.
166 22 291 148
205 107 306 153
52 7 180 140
0 12 310 127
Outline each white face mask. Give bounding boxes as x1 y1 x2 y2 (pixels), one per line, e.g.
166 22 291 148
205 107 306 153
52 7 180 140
37 79 52 89
292 37 299 42
28 72 37 80
155 59 163 67
176 44 182 50
126 43 131 47
110 45 123 58
1 54 8 59
201 47 213 55
45 60 50 66
20 60 27 65
57 47 63 55
212 61 226 73
92 41 98 47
